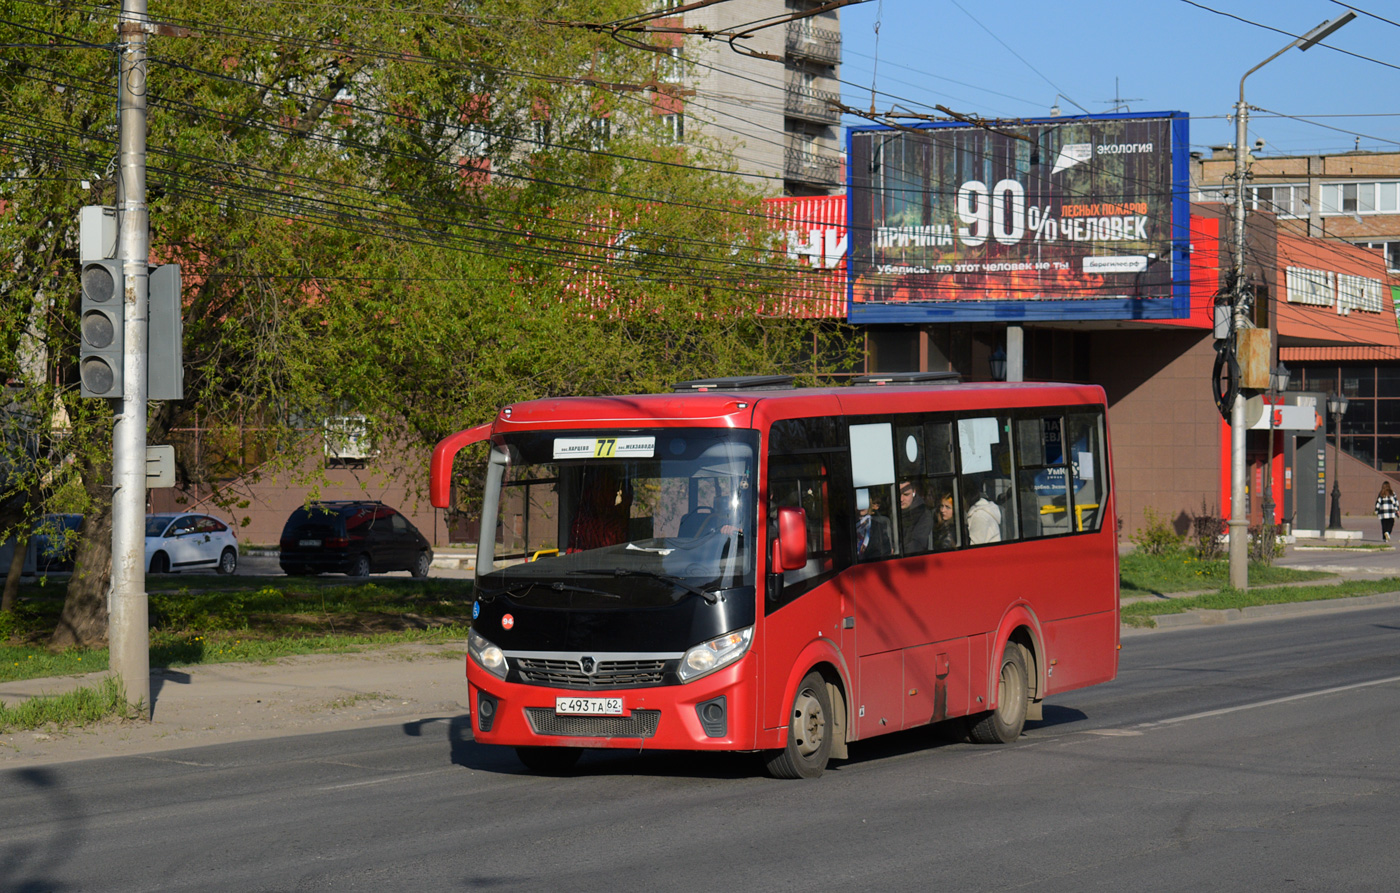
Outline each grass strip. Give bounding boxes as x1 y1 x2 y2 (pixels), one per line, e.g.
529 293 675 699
0 626 468 685
1120 577 1400 628
0 676 133 733
0 646 107 682
1119 552 1331 595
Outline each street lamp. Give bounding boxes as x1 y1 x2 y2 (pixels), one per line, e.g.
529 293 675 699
1327 391 1350 530
989 347 1006 382
1259 363 1290 530
1228 10 1355 590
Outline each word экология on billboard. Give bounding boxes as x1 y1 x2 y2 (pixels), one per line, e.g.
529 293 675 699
849 113 1186 318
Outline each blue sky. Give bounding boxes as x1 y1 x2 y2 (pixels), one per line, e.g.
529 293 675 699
837 0 1400 158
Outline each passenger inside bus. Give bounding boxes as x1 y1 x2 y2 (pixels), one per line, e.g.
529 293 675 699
898 478 934 553
932 490 957 550
855 489 891 560
965 478 1003 544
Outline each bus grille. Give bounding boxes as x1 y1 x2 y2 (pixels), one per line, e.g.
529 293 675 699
515 658 668 688
524 708 661 738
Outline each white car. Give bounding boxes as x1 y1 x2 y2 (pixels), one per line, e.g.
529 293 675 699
145 513 239 575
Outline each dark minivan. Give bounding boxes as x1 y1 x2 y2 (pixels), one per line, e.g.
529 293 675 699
278 501 433 577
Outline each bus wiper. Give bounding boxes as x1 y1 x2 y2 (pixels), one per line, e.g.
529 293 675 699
477 581 537 602
480 580 620 600
588 569 720 605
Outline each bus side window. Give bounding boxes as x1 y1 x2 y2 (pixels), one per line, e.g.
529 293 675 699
958 415 1018 545
1015 416 1071 539
1067 412 1108 532
766 419 841 608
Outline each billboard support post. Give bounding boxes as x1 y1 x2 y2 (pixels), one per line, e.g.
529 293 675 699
1228 10 1355 590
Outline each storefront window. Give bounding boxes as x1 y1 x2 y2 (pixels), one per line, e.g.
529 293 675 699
1301 366 1339 394
1342 437 1376 468
1340 366 1374 398
1379 438 1400 473
1340 399 1374 436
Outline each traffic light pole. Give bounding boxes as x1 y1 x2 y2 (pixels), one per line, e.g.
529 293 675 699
110 0 151 717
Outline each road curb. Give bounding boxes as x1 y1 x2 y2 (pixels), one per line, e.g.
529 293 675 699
1137 590 1400 631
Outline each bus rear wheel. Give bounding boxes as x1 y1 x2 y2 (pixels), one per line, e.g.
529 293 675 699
516 746 582 775
969 642 1030 744
765 671 833 779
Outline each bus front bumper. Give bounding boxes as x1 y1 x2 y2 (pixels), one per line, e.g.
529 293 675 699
466 661 755 751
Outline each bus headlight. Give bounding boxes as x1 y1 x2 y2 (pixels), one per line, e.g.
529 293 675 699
468 628 509 679
678 627 753 682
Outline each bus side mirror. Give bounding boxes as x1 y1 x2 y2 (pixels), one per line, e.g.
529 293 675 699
775 506 807 571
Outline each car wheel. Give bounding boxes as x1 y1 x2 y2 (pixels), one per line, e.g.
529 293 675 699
150 552 170 574
410 551 431 578
217 548 237 575
348 554 371 578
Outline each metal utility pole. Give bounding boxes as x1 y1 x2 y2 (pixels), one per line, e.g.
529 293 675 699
110 0 151 717
1228 11 1354 591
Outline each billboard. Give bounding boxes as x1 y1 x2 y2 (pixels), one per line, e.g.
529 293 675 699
847 112 1190 322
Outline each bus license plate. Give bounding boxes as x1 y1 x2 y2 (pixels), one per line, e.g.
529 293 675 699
556 697 623 716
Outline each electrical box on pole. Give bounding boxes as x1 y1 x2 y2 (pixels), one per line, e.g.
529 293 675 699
148 263 184 400
79 258 124 398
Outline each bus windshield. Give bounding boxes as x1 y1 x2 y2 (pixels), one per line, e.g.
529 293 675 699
478 429 758 605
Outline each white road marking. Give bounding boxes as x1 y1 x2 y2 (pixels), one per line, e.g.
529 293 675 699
1145 674 1400 728
319 769 447 791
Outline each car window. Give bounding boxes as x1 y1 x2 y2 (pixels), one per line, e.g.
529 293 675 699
169 517 197 536
390 513 408 532
145 517 171 537
345 507 374 533
194 517 228 533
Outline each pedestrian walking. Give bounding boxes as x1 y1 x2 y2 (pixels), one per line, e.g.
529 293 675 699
1376 481 1399 543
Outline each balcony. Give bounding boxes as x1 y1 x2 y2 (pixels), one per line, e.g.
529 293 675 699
786 22 841 65
784 147 840 187
785 82 840 124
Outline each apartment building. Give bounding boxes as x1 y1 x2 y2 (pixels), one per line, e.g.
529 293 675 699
678 0 844 196
1195 147 1400 271
1196 149 1400 480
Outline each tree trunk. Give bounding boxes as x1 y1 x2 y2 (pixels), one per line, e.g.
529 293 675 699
50 456 114 649
2 533 27 613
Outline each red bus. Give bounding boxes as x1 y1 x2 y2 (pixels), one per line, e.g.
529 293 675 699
430 374 1119 778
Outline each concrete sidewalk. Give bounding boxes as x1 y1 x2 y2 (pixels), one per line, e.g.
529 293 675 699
0 642 469 769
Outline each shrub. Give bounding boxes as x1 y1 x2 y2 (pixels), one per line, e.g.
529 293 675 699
1189 500 1225 562
1130 507 1183 556
1249 523 1285 566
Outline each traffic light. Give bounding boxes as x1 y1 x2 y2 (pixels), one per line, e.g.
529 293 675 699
148 263 184 401
79 259 123 398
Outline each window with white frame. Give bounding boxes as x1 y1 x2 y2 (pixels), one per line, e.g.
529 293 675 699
1251 184 1307 217
659 112 684 143
1338 273 1383 313
1286 266 1334 306
1318 181 1400 216
1362 241 1400 272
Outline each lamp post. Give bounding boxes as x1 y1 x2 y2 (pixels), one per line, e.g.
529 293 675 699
1227 11 1354 590
1327 392 1350 530
1259 362 1290 529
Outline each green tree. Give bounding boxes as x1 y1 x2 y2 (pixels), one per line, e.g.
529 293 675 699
0 0 854 645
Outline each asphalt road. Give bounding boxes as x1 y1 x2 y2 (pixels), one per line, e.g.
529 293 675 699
5 605 1400 892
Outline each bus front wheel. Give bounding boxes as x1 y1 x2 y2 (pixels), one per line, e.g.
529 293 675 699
968 642 1030 744
765 671 833 779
